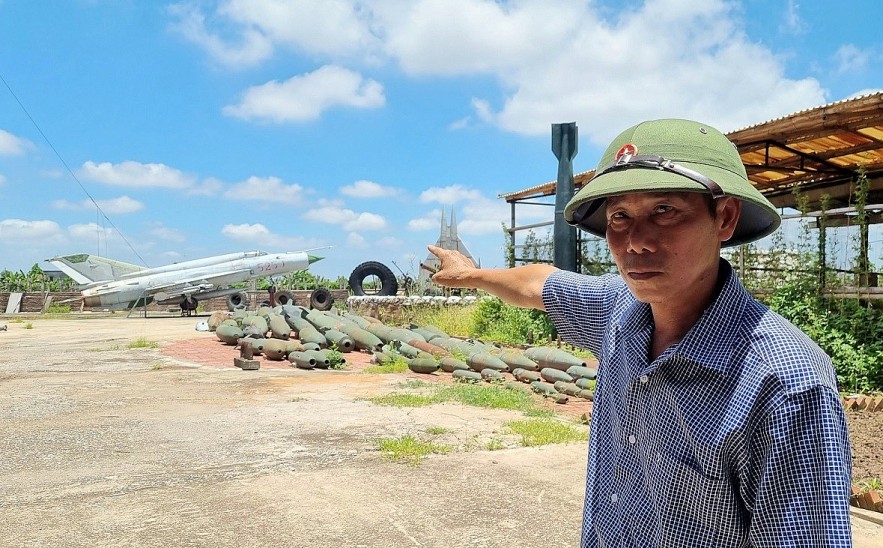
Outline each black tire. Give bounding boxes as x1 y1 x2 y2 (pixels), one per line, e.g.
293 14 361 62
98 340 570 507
348 261 399 296
310 287 333 311
274 289 294 306
226 291 248 311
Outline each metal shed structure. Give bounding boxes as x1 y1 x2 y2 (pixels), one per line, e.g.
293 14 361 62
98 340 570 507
501 92 883 269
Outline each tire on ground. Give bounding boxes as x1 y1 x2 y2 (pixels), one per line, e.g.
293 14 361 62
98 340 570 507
310 287 333 311
274 289 294 306
348 261 399 296
226 291 248 311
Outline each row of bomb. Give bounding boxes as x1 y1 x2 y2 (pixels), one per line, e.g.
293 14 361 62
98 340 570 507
377 340 597 404
207 305 597 402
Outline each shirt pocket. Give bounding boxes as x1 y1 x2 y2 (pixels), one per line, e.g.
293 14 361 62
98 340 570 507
649 450 740 548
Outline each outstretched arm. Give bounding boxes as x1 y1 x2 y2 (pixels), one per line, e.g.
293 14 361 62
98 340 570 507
427 245 557 310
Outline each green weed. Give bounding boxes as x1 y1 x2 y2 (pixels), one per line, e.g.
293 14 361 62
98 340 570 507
127 337 158 349
368 382 545 414
377 434 451 465
504 418 588 447
363 357 409 374
426 426 449 435
368 393 435 407
24 323 33 329
485 438 505 451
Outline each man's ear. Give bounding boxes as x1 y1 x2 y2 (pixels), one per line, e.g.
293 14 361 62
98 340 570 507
716 197 741 241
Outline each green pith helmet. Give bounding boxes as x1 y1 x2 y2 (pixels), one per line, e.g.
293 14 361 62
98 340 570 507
563 118 781 247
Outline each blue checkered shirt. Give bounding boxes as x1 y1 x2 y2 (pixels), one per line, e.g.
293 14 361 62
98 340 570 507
542 260 852 547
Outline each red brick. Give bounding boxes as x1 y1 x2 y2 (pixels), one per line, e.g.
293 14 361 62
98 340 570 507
865 490 882 511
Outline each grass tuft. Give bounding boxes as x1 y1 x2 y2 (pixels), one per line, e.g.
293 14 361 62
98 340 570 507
367 382 546 415
504 417 588 447
363 357 409 374
377 434 451 465
368 393 435 407
128 337 158 349
426 425 449 435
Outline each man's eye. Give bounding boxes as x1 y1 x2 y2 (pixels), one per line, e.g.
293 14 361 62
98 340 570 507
654 205 674 214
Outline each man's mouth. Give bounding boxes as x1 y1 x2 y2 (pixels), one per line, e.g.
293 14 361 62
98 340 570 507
626 271 661 281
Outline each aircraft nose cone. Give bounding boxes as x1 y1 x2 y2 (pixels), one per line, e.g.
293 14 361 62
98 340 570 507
307 255 323 264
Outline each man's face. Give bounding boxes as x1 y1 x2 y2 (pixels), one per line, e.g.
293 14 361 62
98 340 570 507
604 192 740 305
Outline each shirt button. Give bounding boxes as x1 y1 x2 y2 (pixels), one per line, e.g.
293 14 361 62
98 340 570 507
639 375 649 384
611 493 619 504
628 435 636 445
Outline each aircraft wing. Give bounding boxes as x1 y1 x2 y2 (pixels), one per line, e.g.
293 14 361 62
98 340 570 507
146 269 250 301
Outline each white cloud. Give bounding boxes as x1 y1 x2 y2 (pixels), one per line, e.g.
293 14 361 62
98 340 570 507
408 209 442 231
79 161 195 189
67 222 122 244
0 129 32 156
222 223 272 240
848 88 883 99
833 44 871 74
188 177 226 197
97 196 143 214
779 0 807 35
0 174 6 186
169 0 379 68
177 0 827 143
419 184 483 204
223 176 304 204
167 2 273 67
52 196 144 214
303 201 388 231
222 65 385 123
346 232 366 247
147 222 187 242
340 179 397 198
221 222 325 249
0 219 63 241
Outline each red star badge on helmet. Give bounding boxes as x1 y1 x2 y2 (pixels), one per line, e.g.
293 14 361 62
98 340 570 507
615 143 637 161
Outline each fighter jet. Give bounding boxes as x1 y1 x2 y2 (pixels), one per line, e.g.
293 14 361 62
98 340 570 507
48 250 322 312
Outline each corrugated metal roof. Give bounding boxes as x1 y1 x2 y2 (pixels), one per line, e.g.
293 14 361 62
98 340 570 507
502 92 883 209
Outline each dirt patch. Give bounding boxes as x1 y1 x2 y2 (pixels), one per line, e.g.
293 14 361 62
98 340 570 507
847 410 883 481
1 314 880 547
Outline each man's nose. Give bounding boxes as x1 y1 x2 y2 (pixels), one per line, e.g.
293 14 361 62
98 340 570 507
627 218 657 254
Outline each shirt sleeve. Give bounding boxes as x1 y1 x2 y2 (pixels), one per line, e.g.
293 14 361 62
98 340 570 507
541 270 621 357
745 386 853 547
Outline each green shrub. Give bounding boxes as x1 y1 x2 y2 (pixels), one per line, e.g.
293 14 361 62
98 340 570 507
470 297 556 345
765 278 883 392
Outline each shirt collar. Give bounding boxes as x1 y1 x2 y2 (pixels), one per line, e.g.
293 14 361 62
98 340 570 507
671 259 750 374
617 259 750 375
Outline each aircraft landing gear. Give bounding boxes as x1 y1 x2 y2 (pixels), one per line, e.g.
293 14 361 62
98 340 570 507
180 296 198 316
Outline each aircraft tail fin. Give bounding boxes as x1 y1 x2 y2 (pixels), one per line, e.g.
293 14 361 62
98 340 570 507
48 254 145 285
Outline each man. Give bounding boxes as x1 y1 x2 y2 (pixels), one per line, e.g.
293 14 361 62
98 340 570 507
428 119 852 547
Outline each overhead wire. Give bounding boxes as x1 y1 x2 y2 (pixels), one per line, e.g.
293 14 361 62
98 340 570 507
0 71 148 266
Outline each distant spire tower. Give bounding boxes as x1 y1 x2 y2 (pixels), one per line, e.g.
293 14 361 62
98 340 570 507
419 208 477 285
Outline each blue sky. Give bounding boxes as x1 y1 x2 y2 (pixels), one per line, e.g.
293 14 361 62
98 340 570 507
0 0 880 281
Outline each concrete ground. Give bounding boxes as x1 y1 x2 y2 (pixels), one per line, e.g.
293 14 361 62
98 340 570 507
1 315 881 547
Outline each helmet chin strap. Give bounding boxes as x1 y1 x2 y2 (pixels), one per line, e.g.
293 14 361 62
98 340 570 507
595 154 726 198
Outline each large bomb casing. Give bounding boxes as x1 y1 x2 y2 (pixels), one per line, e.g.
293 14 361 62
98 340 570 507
439 357 469 373
268 314 291 340
323 329 354 353
495 350 539 372
523 346 587 372
466 352 509 373
215 324 243 345
288 350 316 369
540 368 574 384
408 358 440 374
262 339 289 360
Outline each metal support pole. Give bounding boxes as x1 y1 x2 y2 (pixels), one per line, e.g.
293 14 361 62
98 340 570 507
552 122 578 272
